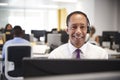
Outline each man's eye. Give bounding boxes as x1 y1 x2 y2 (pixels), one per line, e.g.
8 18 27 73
71 26 77 29
81 26 84 28
80 26 86 29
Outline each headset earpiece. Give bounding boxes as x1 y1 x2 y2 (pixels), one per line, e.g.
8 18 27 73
87 26 91 33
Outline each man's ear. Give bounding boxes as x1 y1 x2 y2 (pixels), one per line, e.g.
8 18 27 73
65 28 69 35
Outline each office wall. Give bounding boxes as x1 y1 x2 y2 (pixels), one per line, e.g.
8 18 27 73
75 0 95 27
73 0 119 35
118 0 120 32
94 0 119 35
0 9 9 28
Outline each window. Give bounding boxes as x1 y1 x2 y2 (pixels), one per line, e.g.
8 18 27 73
8 9 58 34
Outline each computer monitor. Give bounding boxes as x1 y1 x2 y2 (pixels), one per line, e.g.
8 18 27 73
22 58 120 78
23 34 30 41
31 30 46 41
114 32 120 52
102 31 118 49
114 33 120 44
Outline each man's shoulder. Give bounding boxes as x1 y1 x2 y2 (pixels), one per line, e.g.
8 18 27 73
4 39 13 45
87 42 105 51
22 39 30 43
56 43 68 50
17 38 30 43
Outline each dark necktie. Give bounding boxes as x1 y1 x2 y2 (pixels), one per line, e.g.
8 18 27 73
75 49 80 59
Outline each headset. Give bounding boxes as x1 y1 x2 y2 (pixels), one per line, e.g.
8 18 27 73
87 19 91 33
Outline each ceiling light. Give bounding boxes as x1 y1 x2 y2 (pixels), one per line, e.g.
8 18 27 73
52 0 78 3
0 3 8 6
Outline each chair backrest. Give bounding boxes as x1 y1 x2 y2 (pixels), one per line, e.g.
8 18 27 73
5 44 32 80
47 33 61 51
47 33 61 46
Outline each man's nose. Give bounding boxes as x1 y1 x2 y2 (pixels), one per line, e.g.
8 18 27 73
76 27 82 34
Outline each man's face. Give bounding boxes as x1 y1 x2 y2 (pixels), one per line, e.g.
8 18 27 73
66 14 88 48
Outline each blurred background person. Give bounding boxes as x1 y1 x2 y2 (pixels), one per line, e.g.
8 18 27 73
4 23 13 33
2 25 31 77
2 25 30 60
3 23 13 42
88 25 99 45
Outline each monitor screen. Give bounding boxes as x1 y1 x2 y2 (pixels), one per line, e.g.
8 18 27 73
23 34 30 41
22 58 120 78
102 31 118 49
114 33 120 52
102 31 118 41
115 33 120 44
31 30 46 41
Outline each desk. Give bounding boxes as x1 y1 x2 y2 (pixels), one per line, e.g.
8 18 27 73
33 54 49 58
32 45 50 54
32 44 50 58
24 71 120 80
105 48 120 59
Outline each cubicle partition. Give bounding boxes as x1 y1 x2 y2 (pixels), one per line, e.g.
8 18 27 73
22 58 120 78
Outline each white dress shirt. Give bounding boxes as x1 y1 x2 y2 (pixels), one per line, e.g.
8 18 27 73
2 37 30 59
48 42 108 59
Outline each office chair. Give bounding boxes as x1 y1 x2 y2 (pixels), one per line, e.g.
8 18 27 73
47 33 61 52
4 44 32 80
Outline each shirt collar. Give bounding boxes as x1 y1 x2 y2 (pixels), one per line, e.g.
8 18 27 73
80 42 89 54
68 41 76 55
14 37 22 39
68 41 89 54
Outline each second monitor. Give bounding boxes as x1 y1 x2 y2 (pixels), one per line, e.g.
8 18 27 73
31 30 46 41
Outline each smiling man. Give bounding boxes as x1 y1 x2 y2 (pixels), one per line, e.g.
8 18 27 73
48 11 108 59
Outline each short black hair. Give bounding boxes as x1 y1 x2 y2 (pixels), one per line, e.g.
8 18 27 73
66 11 90 27
13 25 23 37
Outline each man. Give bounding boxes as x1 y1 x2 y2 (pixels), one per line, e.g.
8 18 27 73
2 25 31 60
48 11 108 59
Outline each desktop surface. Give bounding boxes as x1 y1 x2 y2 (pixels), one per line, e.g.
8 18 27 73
24 71 120 80
22 58 120 78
